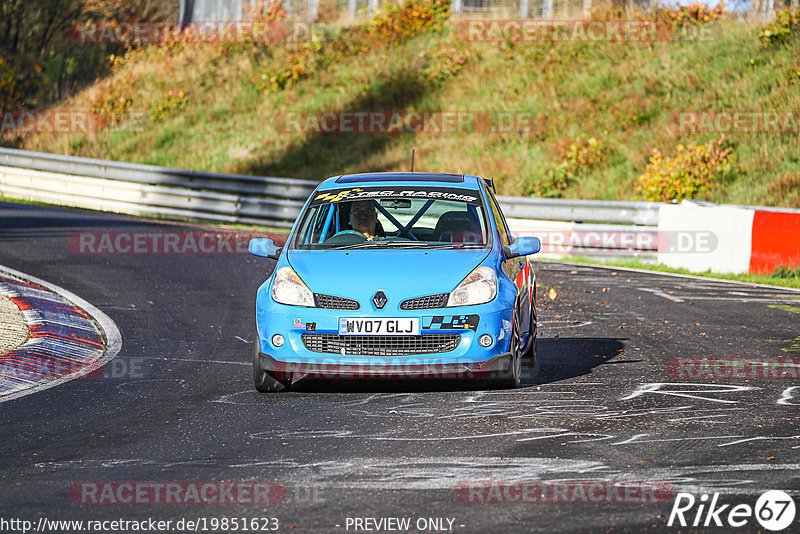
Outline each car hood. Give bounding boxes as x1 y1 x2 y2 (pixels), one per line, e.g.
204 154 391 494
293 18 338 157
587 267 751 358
287 249 490 306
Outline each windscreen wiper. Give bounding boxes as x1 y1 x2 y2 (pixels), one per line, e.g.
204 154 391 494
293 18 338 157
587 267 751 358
424 244 487 250
335 240 429 250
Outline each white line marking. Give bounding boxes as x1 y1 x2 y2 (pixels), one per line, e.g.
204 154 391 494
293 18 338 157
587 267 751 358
636 287 684 302
116 378 186 393
538 259 800 294
666 414 734 423
612 434 743 446
778 386 800 406
619 383 759 404
677 296 800 303
717 435 800 447
373 428 567 441
0 264 122 404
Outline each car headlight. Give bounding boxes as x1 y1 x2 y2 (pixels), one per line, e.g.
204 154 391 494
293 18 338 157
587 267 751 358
447 266 497 307
271 266 315 307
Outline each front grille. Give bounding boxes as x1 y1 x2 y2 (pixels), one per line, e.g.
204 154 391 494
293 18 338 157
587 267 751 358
314 293 359 310
400 293 450 310
302 334 461 356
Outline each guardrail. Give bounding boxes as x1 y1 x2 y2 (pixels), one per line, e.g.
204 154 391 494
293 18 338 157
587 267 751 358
495 196 664 260
0 147 661 257
0 148 318 229
496 195 661 226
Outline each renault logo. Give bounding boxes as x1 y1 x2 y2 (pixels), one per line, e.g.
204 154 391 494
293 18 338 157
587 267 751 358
372 291 388 309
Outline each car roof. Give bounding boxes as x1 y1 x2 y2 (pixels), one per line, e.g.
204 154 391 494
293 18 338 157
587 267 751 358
316 172 485 191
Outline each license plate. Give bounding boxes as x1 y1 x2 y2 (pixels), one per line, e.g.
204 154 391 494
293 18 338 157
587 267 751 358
338 317 420 336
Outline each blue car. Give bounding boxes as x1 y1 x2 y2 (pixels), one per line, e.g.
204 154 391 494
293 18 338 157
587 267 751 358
248 172 541 391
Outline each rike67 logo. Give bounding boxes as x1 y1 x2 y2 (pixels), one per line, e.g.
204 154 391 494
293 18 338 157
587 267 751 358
668 490 796 531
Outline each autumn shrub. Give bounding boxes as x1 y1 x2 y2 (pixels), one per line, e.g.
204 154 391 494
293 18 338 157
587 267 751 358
267 52 309 91
528 137 608 198
90 79 134 129
149 89 188 122
642 2 725 41
636 137 741 202
241 0 292 43
245 0 288 22
665 2 726 27
421 47 469 82
786 62 800 84
366 0 449 44
255 40 322 93
760 8 800 47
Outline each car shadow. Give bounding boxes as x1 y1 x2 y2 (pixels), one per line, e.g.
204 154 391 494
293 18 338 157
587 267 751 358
524 336 632 386
287 337 630 393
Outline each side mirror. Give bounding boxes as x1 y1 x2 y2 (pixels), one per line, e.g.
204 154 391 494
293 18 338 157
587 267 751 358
504 237 541 259
249 238 280 260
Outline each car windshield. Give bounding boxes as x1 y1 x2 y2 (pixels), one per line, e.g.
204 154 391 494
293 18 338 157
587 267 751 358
291 186 490 250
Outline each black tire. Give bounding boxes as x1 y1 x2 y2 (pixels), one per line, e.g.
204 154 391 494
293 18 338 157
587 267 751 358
253 331 290 393
487 312 522 389
506 315 523 388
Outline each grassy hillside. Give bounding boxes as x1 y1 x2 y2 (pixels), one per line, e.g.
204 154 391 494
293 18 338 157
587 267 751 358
7 3 800 206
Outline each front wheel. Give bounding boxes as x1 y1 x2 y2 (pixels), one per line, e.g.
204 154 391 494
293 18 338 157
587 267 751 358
488 314 522 389
253 330 290 393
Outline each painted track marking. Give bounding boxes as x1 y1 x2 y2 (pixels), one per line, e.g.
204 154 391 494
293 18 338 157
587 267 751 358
0 264 122 403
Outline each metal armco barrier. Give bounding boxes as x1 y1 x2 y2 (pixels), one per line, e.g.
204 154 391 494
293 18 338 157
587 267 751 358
0 148 317 229
0 147 660 257
496 195 661 226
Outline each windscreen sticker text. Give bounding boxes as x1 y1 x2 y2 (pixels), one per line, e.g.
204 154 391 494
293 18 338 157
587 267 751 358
312 187 480 205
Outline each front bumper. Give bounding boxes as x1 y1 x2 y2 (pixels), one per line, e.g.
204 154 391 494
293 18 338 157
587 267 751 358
254 285 515 380
256 350 513 380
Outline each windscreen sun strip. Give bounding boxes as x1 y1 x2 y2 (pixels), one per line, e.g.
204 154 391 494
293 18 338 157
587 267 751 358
310 186 481 207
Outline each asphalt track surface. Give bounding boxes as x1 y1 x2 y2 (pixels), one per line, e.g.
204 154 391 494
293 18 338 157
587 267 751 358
1 201 799 534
